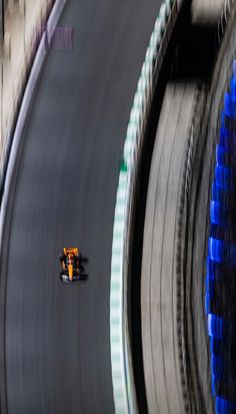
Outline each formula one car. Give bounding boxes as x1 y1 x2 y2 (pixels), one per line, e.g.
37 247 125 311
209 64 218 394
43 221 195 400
59 247 87 283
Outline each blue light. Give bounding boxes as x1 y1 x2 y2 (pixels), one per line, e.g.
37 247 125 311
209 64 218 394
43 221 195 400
210 200 225 225
216 396 236 414
216 145 229 167
224 93 233 118
210 337 224 356
208 237 224 262
220 127 231 148
212 181 226 202
211 373 217 396
206 64 236 409
232 98 236 119
230 77 236 99
208 313 225 340
205 293 212 314
221 111 226 129
206 273 214 296
211 354 222 379
206 257 215 276
215 165 231 190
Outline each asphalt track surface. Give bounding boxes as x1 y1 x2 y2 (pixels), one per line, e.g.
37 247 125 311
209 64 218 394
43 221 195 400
0 1 162 413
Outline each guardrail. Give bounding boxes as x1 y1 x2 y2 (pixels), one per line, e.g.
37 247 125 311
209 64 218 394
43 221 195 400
110 0 184 412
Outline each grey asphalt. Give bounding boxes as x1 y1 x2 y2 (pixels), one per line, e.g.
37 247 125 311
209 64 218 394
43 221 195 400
0 1 161 413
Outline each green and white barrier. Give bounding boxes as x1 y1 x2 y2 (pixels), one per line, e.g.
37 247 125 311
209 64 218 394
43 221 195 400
110 1 183 413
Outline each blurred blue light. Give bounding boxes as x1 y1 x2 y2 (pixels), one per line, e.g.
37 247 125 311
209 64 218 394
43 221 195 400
205 293 212 315
208 313 225 340
215 165 231 190
208 237 224 262
206 273 214 296
210 200 225 225
212 181 227 202
220 127 230 148
224 93 233 118
216 145 229 166
216 396 236 414
230 77 236 99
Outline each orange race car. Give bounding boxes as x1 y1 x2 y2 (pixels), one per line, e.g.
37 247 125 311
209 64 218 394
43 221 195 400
59 247 87 283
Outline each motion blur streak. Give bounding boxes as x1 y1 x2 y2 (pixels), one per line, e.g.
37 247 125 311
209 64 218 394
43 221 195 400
0 1 161 413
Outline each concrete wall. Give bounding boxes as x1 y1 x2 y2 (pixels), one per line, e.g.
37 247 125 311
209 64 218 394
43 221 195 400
0 0 54 178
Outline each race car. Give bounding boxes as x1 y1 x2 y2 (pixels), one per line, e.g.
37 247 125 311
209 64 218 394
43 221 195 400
59 247 87 283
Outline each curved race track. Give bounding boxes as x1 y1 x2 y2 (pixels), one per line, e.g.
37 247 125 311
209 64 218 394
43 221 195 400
0 1 161 413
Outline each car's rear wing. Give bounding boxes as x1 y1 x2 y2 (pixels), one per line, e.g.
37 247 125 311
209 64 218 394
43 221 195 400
63 247 79 256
